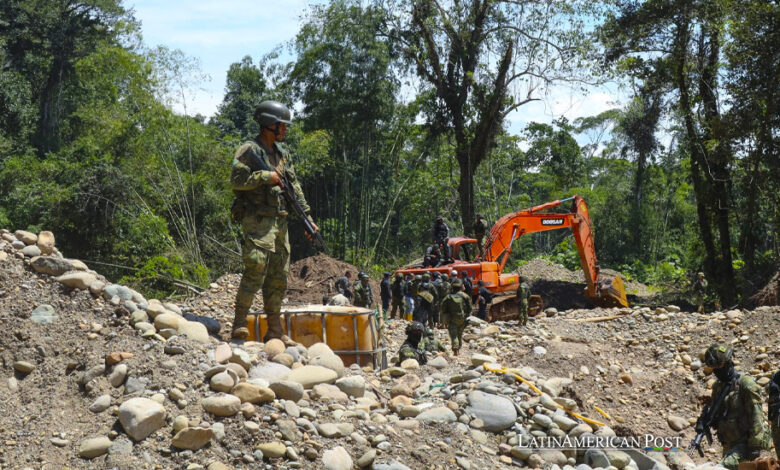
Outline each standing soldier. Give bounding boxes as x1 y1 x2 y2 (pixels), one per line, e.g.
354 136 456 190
438 272 451 302
696 344 771 469
389 273 405 319
769 369 780 459
379 272 392 315
458 271 474 302
413 282 435 327
433 215 449 245
440 279 471 356
476 280 493 320
353 272 373 308
516 275 531 326
403 274 415 320
693 272 708 313
335 271 353 300
230 100 319 341
430 272 443 326
433 216 451 261
473 214 487 255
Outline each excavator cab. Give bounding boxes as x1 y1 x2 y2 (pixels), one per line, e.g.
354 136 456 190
448 237 478 262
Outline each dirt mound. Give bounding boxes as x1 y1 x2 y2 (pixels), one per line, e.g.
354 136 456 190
749 271 779 307
287 254 381 305
518 258 584 283
190 254 381 327
517 259 654 309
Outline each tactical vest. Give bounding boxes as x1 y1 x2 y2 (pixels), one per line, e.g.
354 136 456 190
232 140 289 220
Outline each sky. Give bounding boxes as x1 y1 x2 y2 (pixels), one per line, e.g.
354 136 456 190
129 0 627 137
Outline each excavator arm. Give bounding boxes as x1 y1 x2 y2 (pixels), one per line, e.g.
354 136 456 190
481 196 628 308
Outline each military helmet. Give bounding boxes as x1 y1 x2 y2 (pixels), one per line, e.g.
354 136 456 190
358 271 369 281
414 275 422 281
395 272 403 279
422 273 431 282
254 100 292 127
406 321 425 336
704 343 733 368
451 270 458 277
451 279 462 288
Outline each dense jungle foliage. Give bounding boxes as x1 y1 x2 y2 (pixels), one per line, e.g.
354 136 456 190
0 0 777 305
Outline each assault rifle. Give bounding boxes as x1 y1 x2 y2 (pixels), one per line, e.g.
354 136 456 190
688 373 738 457
245 145 328 253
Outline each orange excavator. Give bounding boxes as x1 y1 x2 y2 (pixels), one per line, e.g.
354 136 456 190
395 196 629 321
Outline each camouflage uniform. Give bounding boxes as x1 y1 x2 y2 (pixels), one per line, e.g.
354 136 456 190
231 138 311 341
430 276 443 325
516 279 531 326
353 277 373 308
419 330 447 353
440 281 471 353
396 322 427 365
476 284 492 320
768 370 780 459
438 276 451 304
397 342 426 365
389 274 405 319
413 286 434 327
704 344 772 470
335 275 352 300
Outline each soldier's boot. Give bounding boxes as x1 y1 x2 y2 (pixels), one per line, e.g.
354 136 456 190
231 307 250 340
263 313 285 343
452 348 459 356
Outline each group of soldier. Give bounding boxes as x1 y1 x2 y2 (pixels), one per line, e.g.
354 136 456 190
384 270 470 358
329 270 373 308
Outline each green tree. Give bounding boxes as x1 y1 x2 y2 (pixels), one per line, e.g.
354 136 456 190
724 0 779 281
288 0 399 261
524 119 585 191
380 0 599 234
212 55 267 138
0 0 129 154
601 0 739 304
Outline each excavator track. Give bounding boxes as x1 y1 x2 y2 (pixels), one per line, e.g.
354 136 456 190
486 294 543 322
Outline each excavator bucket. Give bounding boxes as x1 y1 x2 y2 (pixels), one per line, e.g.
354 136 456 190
596 276 629 308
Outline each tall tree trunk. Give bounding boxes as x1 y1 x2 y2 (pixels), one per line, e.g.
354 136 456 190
675 18 717 271
740 155 760 273
633 150 645 250
699 17 736 305
457 146 475 237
